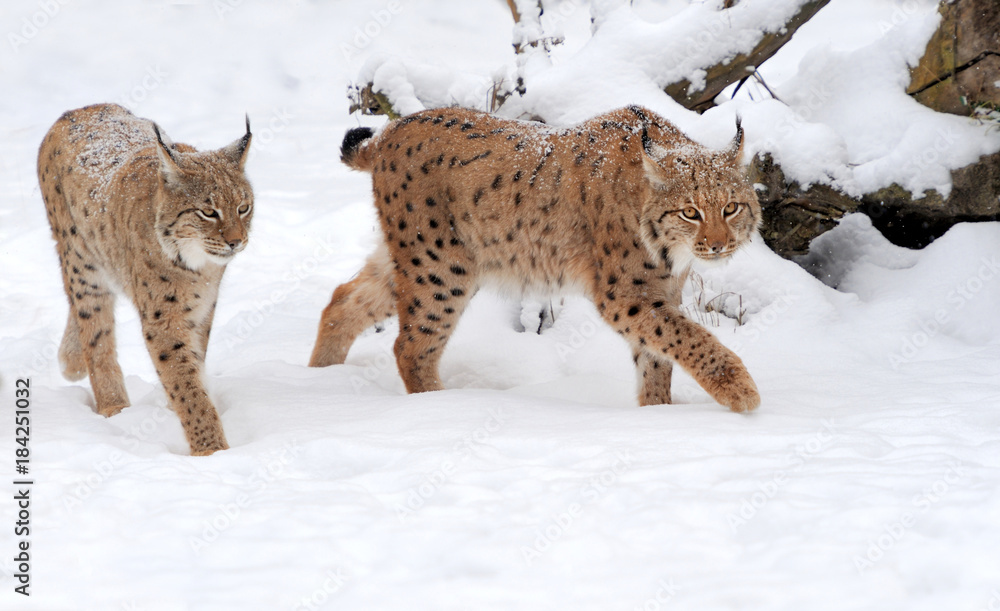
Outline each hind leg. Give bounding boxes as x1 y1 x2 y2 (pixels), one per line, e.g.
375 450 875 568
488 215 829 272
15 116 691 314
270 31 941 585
310 242 397 367
63 254 129 416
58 311 87 381
635 348 673 406
391 250 478 394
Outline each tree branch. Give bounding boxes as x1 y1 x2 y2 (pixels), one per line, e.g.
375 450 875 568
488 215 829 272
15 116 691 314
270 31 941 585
665 0 830 113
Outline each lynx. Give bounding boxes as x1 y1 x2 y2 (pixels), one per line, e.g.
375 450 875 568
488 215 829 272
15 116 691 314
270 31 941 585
310 105 760 412
38 103 253 455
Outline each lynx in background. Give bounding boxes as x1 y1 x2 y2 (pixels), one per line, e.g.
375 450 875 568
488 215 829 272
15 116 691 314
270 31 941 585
311 105 761 412
38 103 253 455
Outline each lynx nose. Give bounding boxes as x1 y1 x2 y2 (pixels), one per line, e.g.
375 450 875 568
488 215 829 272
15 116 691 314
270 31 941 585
227 239 243 251
709 240 725 253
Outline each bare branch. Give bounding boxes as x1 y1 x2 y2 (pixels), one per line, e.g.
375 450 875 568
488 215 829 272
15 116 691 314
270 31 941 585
665 0 831 113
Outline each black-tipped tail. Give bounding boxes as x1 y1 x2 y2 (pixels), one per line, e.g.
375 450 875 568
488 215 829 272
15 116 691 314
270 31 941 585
341 127 375 170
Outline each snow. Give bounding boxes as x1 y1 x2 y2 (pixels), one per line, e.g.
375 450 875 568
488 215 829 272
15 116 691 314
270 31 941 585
1 1 1000 610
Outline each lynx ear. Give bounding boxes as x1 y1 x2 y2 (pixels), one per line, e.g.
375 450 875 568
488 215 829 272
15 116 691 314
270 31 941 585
726 116 745 164
220 114 252 169
642 152 673 191
152 123 183 185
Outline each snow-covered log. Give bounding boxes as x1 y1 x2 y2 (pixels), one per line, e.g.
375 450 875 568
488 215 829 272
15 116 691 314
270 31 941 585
664 0 831 112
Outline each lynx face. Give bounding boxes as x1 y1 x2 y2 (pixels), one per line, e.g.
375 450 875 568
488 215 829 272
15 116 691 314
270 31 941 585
640 135 760 272
154 133 254 271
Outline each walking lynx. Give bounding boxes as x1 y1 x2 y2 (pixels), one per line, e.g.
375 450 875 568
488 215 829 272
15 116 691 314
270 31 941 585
38 103 253 455
311 105 760 412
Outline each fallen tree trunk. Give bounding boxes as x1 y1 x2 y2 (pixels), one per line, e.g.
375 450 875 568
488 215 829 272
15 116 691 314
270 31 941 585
665 0 831 112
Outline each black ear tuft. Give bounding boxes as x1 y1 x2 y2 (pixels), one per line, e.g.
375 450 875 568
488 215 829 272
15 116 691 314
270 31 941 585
727 115 745 163
153 123 179 162
341 127 375 162
152 122 183 185
220 116 252 170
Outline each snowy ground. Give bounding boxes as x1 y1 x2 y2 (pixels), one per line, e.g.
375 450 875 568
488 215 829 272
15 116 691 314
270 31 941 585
1 1 999 609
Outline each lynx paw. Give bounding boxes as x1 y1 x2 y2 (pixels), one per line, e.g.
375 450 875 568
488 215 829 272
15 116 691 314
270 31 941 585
58 338 87 382
308 339 348 368
190 442 229 457
96 402 129 418
705 362 760 414
60 356 88 382
94 377 130 417
189 432 229 456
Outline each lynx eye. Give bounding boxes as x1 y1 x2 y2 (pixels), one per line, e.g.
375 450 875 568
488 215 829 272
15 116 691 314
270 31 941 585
237 203 251 216
681 207 700 220
197 209 220 220
723 202 739 216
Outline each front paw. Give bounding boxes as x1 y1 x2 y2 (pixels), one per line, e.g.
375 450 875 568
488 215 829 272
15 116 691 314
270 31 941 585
190 439 229 456
95 393 130 417
704 360 760 414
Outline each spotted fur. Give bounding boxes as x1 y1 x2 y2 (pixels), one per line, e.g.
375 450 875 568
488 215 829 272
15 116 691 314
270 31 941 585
38 103 253 455
311 105 760 412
